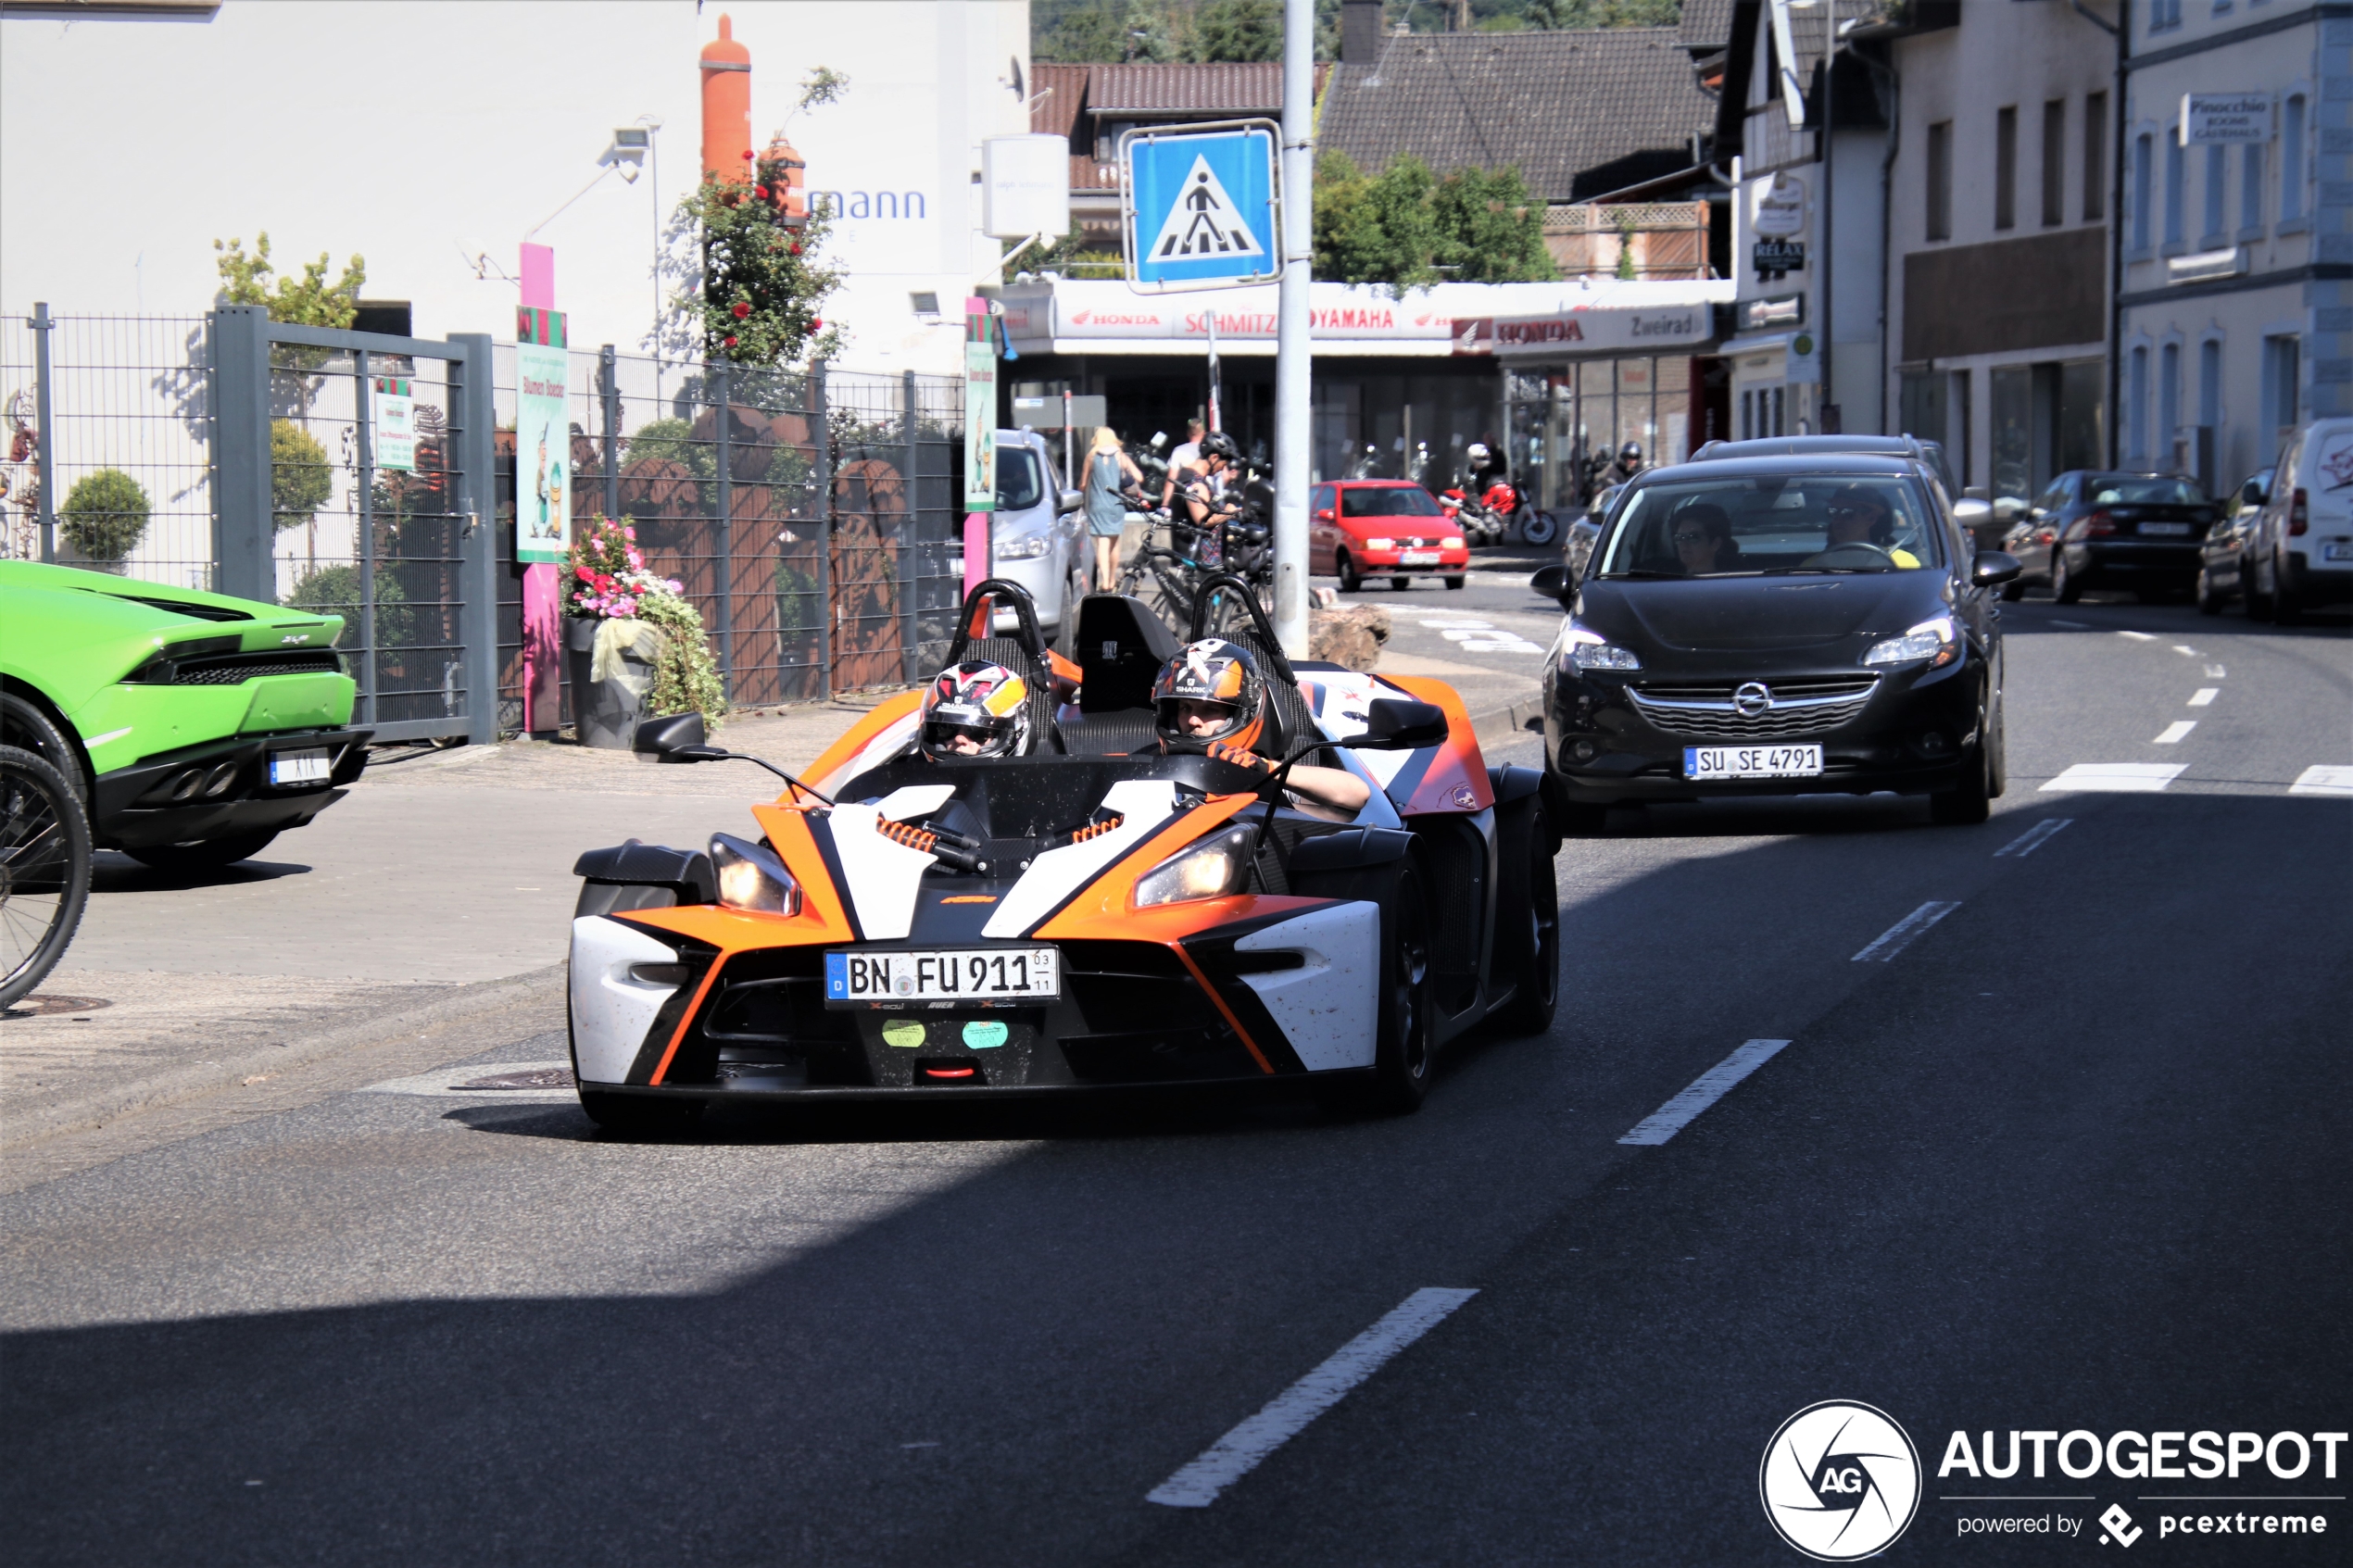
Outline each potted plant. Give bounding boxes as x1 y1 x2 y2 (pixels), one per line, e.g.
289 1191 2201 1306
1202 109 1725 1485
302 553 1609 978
563 516 724 747
58 468 152 572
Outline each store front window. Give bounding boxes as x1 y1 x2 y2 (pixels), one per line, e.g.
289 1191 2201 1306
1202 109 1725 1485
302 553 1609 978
1311 370 1501 488
1504 356 1692 510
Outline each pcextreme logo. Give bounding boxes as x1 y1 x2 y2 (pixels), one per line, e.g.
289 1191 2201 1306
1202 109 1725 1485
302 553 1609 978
1760 1400 1923 1561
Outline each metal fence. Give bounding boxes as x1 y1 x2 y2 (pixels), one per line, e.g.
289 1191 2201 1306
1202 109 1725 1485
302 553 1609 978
5 306 965 738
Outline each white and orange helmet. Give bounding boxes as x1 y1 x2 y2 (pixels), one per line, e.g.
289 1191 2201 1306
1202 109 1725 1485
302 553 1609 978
920 661 1032 759
1151 637 1267 753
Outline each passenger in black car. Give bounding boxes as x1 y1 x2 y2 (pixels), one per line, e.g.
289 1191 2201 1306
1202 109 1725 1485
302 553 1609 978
1670 503 1741 575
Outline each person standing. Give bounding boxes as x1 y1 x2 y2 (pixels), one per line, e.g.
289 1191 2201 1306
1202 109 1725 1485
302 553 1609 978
1161 418 1205 508
1084 426 1145 591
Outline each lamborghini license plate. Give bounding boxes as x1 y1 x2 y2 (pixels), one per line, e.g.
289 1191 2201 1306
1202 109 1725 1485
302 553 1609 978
1683 744 1823 780
269 747 332 786
825 947 1059 1007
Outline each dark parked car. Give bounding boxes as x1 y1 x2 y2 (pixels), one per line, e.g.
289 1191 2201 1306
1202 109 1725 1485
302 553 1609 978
1999 471 2219 604
1531 454 2019 829
2196 468 2271 614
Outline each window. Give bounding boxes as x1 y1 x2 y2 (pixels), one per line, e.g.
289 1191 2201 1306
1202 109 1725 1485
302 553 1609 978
2159 342 2182 457
1593 478 1944 578
1340 486 1442 519
2133 132 2153 250
1927 120 1953 241
2129 345 2149 462
2043 100 2068 226
2149 0 2182 30
1995 107 2019 231
2164 130 2185 245
2283 95 2307 222
993 447 1044 511
2262 335 2300 449
2084 93 2108 220
2242 142 2265 231
2198 339 2221 428
2202 145 2227 242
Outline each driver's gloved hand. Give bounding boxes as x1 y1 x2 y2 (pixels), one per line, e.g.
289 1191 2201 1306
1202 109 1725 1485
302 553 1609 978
1205 741 1272 774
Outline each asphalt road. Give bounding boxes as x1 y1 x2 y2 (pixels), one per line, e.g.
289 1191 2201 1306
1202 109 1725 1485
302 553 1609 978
3 589 2347 1566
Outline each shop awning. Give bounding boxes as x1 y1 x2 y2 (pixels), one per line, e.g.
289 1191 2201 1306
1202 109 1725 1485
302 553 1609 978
990 277 1732 358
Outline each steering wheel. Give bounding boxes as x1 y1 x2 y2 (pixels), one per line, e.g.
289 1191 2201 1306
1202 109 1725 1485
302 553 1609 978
1800 541 1897 570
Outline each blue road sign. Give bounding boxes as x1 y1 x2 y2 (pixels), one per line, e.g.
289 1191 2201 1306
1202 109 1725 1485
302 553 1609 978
1122 122 1282 293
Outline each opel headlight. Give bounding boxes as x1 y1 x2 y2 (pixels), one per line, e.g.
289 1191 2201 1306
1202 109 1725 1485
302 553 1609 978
1363 536 1394 551
711 832 800 915
994 532 1051 561
1560 619 1641 672
1863 616 1958 669
1132 822 1255 908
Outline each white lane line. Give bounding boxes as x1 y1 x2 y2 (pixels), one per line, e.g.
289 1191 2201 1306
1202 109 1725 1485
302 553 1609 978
2172 644 2199 657
2205 664 2227 678
2119 630 2158 642
1994 818 2072 858
1146 1287 1479 1507
2154 721 2197 744
2052 620 2092 629
2040 762 2185 793
1617 1039 1793 1146
2290 765 2353 797
1851 901 1961 962
2187 688 2219 707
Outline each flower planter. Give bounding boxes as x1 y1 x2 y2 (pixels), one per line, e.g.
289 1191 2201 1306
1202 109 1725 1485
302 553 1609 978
564 616 655 749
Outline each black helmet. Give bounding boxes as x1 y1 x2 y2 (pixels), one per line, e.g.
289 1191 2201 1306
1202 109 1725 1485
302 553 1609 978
1618 441 1643 464
1198 432 1239 464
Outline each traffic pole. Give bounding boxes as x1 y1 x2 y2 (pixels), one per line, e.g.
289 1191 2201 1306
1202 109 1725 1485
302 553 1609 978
1272 0 1313 660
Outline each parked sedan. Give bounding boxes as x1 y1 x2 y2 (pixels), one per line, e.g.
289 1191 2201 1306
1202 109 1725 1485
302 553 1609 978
2000 471 2218 603
2196 468 2271 614
1309 480 1470 592
1532 454 2019 829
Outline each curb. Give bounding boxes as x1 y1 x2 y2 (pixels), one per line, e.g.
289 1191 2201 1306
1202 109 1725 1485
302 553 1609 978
1467 691 1546 749
1 962 568 1155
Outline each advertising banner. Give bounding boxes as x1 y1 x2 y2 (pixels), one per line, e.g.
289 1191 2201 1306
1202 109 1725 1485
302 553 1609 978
963 340 997 512
371 376 415 472
514 307 570 565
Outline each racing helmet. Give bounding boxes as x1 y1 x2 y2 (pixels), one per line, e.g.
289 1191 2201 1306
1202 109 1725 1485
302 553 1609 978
1465 441 1492 468
1151 637 1267 754
920 661 1032 759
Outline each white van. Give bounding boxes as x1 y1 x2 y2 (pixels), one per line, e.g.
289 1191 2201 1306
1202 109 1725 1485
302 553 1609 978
2250 418 2353 621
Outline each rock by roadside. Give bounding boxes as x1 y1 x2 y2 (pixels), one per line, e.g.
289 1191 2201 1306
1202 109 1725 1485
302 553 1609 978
1310 604 1390 671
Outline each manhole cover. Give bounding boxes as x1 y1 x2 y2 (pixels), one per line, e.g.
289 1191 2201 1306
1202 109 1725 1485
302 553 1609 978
0 995 115 1019
450 1066 573 1091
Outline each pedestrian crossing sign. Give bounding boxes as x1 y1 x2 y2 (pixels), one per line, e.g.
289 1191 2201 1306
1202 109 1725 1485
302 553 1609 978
1121 121 1283 293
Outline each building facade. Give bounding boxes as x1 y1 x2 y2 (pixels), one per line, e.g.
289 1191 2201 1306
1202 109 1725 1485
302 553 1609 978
2116 0 2349 495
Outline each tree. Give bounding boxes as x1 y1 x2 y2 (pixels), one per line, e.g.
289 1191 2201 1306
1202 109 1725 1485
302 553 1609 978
1429 164 1555 282
1195 0 1283 60
271 420 332 535
212 233 365 327
1314 152 1555 292
59 469 152 564
1524 0 1682 27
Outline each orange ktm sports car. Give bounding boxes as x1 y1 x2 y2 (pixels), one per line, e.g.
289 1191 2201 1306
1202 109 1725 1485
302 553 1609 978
563 579 1560 1131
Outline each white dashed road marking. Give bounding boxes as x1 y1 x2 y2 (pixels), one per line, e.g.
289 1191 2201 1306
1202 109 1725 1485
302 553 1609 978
2172 644 2199 657
1146 1287 1479 1507
2041 763 2185 793
2187 688 2218 707
1421 618 1547 655
2118 631 2158 642
1852 901 1961 962
2290 765 2353 797
1617 1039 1794 1146
2205 664 2227 678
2053 620 2092 629
2154 721 2197 744
1994 818 2072 858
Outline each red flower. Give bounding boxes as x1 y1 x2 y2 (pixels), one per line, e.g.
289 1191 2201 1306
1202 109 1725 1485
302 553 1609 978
575 566 594 583
731 301 750 320
754 185 769 199
724 335 738 348
789 241 802 256
741 148 756 160
811 319 824 331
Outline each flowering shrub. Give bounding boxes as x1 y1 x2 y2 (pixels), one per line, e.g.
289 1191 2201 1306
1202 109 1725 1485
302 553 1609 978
564 515 684 620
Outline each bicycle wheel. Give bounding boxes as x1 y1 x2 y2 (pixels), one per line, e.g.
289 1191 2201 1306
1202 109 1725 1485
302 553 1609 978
0 746 93 1010
1130 558 1191 635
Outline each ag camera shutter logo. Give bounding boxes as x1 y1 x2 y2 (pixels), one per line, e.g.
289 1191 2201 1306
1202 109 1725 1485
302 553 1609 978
1760 1400 1922 1561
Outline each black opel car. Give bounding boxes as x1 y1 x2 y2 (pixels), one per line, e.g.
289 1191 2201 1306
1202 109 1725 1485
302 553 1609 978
1531 454 2021 829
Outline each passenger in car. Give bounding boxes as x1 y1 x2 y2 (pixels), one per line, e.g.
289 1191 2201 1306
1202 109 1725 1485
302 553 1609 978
1150 638 1370 814
1824 485 1922 568
1670 503 1742 574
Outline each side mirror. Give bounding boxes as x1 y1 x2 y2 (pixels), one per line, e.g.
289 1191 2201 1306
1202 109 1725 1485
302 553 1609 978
1972 549 2022 587
1952 496 1993 530
1341 697 1448 751
635 711 712 761
1057 488 1084 514
1315 508 1335 522
1530 563 1574 605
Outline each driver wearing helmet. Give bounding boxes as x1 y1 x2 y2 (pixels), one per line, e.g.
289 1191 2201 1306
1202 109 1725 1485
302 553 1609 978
919 660 1035 759
1151 638 1369 814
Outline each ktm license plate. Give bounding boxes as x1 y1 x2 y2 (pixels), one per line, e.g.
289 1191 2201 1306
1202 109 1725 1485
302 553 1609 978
824 947 1059 1007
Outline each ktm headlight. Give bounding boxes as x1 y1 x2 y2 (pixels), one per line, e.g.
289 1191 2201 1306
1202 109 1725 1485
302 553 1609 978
710 832 800 914
1863 616 1958 669
1132 822 1254 908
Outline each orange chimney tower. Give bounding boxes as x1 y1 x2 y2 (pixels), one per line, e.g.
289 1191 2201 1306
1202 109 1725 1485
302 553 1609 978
700 14 752 184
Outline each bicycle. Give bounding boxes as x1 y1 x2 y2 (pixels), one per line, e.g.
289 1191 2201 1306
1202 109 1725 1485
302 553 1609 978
0 745 92 1010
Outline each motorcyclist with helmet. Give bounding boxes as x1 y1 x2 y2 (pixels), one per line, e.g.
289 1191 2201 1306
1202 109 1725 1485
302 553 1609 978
1148 638 1368 815
1608 440 1644 486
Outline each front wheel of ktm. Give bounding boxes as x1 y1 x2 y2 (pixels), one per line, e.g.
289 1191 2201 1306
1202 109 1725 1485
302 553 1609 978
1365 864 1437 1112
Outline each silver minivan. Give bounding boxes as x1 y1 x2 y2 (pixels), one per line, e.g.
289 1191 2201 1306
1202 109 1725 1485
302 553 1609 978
953 429 1088 646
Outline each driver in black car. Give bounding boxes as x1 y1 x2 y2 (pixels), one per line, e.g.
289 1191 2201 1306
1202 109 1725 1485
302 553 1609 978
1671 503 1741 574
1823 484 1922 568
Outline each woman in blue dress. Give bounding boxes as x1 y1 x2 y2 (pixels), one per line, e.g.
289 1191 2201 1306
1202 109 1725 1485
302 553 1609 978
1083 425 1144 592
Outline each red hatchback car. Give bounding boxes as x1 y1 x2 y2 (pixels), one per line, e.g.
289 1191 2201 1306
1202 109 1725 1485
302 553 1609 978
1310 481 1471 592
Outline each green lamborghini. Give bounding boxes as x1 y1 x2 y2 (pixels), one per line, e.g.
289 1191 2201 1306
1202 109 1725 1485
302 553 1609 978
0 560 371 871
